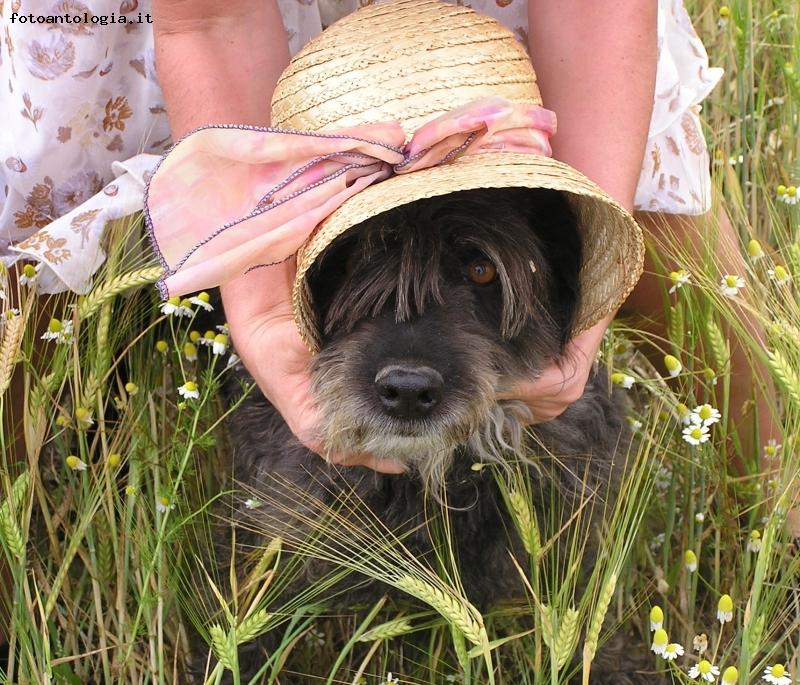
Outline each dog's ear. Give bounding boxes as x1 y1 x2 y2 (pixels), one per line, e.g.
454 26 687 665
521 189 582 349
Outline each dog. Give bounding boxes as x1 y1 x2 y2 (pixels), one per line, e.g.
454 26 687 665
205 187 653 683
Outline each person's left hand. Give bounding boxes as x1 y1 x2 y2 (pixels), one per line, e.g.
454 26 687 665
496 314 613 423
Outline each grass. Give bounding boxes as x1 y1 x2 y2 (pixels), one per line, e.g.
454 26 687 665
2 1 800 683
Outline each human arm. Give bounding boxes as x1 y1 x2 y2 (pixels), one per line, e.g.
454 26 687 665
510 0 658 421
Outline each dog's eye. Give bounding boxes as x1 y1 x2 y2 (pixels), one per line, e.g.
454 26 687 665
465 258 497 285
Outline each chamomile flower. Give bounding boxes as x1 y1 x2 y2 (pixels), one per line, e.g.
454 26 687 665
695 512 705 523
611 372 635 389
747 529 762 553
178 381 200 400
650 532 666 552
74 407 94 428
654 466 672 492
675 402 692 425
107 453 121 468
216 322 230 335
649 605 664 631
199 330 216 347
720 274 745 297
682 424 710 446
244 498 261 510
693 634 708 654
189 291 214 311
125 382 139 396
692 404 721 427
381 673 399 685
684 549 698 572
189 330 202 343
226 353 241 369
2 307 20 322
721 667 738 685
669 269 691 293
183 342 198 362
689 660 720 682
763 439 782 460
717 5 730 26
777 185 798 205
19 262 41 286
125 485 136 497
160 296 181 316
664 355 683 377
703 367 718 386
717 594 733 624
651 628 669 656
747 239 765 261
212 334 229 356
763 663 791 685
176 299 194 317
41 318 73 344
663 643 685 661
156 495 176 513
65 455 87 471
155 340 169 354
628 417 643 431
768 265 792 285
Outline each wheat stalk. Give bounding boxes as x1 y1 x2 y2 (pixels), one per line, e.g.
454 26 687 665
77 266 162 320
209 624 235 671
508 489 540 561
668 304 684 352
582 572 617 665
394 575 483 646
706 319 730 373
358 617 413 642
555 606 580 670
0 506 25 561
766 348 800 405
234 608 273 645
0 314 24 395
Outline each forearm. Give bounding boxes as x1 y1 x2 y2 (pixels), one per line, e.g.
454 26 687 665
152 0 290 137
527 1 657 211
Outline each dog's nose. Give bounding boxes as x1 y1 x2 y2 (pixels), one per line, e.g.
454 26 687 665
375 365 443 419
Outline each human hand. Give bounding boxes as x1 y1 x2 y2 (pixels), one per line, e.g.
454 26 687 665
220 261 405 474
496 315 613 423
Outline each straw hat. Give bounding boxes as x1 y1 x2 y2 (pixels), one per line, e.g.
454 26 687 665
272 0 644 352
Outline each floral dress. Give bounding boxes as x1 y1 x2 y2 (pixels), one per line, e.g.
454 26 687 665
0 0 722 295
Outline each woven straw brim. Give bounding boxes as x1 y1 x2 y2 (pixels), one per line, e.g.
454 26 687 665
293 151 644 352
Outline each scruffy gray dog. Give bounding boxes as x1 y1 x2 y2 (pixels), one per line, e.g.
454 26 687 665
211 187 653 683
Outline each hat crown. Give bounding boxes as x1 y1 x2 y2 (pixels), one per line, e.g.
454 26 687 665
271 0 541 135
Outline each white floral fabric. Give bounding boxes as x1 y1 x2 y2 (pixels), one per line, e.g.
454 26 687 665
0 0 721 295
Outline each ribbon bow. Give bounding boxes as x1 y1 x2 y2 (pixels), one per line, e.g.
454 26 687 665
144 96 557 298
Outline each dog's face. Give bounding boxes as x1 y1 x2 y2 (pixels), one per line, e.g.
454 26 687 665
307 187 582 483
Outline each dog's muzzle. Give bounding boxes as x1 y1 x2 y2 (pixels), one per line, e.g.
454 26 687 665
374 364 444 420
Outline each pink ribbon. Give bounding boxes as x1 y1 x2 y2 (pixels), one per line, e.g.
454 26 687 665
144 97 557 298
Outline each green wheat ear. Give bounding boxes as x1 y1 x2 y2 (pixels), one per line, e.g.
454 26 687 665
767 349 800 404
357 617 414 642
77 265 162 320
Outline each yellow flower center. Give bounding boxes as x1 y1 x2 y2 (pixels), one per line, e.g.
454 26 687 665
66 455 81 469
125 382 138 394
214 334 228 345
691 428 703 439
205 330 216 340
184 381 198 392
750 530 760 540
156 340 169 353
772 665 785 678
765 444 776 455
699 660 712 674
180 299 193 308
22 264 37 278
75 407 90 421
774 265 788 280
160 496 171 506
777 184 787 195
108 453 121 467
183 342 198 358
48 318 63 333
788 186 797 197
722 666 738 684
197 291 211 302
699 406 712 420
653 628 667 646
725 275 739 287
189 330 201 342
718 5 730 16
650 606 663 623
167 296 180 306
718 594 733 612
747 239 763 257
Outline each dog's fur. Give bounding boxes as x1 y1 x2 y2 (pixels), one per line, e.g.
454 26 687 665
209 188 653 683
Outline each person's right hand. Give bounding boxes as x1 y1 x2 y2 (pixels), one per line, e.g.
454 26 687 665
220 259 405 474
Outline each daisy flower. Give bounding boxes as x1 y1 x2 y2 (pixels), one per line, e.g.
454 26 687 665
717 594 733 624
19 262 41 286
720 274 745 297
65 455 87 471
244 498 261 510
689 660 720 682
41 318 73 344
682 424 710 446
663 354 682 378
675 402 692 425
183 342 198 362
747 529 762 553
763 663 791 685
212 333 229 356
684 549 698 572
156 496 176 513
176 299 194 317
381 673 399 685
691 404 721 427
189 291 214 311
611 372 635 389
651 628 668 656
649 605 663 631
669 269 691 293
160 296 181 316
693 634 708 655
763 439 782 460
721 667 738 685
178 381 200 400
747 239 765 261
768 265 792 285
663 643 684 661
777 185 798 205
